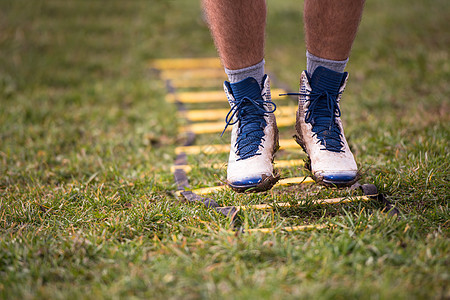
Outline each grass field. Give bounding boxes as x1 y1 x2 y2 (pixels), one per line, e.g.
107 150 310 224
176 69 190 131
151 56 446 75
0 0 449 299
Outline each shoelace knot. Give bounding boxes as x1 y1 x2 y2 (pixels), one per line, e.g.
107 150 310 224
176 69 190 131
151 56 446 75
281 90 344 152
222 94 276 160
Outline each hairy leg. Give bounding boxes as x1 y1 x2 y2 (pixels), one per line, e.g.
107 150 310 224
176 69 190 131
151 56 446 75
299 0 364 187
304 0 365 60
202 0 266 70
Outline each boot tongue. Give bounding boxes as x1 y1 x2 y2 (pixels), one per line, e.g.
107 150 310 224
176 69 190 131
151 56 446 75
306 67 347 152
309 66 346 94
225 77 266 160
229 77 262 102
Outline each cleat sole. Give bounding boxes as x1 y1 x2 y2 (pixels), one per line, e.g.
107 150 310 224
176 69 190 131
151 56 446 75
228 173 281 193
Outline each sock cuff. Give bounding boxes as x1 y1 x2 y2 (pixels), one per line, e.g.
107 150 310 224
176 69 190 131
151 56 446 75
306 51 349 74
224 59 265 74
306 51 349 64
224 59 265 84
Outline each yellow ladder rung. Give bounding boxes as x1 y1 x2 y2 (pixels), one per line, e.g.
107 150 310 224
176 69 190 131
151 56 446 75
181 105 298 122
236 195 374 211
150 57 222 70
161 69 226 81
171 78 224 89
166 89 287 103
181 122 226 134
171 163 226 173
178 176 314 196
175 138 300 155
276 176 315 186
171 159 304 174
187 185 225 196
274 159 304 168
176 144 229 155
181 116 295 134
245 224 327 233
171 165 193 173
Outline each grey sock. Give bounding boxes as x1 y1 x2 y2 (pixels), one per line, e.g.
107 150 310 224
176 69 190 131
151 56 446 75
306 51 349 75
224 59 265 85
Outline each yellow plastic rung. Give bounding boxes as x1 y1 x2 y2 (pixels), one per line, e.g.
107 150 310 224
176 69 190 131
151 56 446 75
246 224 327 233
181 105 297 121
171 159 303 174
165 90 225 103
179 108 226 121
274 159 304 168
175 138 299 155
186 185 225 196
171 162 227 173
175 144 229 155
181 116 295 134
171 165 193 173
181 122 225 134
276 176 315 186
171 78 224 89
161 69 226 81
236 195 374 211
166 89 287 104
150 57 222 70
178 176 314 196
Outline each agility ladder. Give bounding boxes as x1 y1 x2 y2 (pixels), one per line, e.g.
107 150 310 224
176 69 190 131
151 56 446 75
150 57 397 233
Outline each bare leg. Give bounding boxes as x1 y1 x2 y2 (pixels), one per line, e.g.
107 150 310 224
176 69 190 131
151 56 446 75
202 0 266 70
298 0 364 187
203 0 277 193
304 0 365 60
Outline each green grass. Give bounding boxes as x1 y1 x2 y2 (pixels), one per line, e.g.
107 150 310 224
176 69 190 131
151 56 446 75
0 0 449 299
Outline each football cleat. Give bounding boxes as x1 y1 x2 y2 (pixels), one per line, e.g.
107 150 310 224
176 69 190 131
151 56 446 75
222 75 280 193
295 66 358 186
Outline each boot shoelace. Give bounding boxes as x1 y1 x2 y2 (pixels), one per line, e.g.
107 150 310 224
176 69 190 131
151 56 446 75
282 90 344 153
222 95 276 160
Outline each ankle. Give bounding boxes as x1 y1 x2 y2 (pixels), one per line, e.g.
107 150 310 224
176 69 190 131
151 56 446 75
225 59 265 86
306 51 348 75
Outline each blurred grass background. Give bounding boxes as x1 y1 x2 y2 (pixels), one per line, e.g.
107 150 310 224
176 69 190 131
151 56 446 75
0 0 448 299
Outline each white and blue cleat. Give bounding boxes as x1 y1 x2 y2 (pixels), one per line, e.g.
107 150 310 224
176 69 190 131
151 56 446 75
295 66 359 187
222 75 280 193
